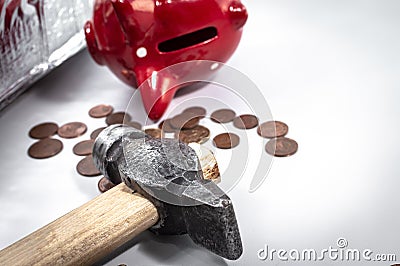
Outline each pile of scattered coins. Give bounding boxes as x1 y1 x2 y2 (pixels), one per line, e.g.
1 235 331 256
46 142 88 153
156 107 298 156
257 121 298 157
27 104 141 193
28 121 87 159
27 103 298 193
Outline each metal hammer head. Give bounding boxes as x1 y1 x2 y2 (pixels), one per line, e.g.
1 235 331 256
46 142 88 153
93 125 243 260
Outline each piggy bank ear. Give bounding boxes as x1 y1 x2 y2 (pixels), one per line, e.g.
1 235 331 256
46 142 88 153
110 0 138 44
228 1 248 30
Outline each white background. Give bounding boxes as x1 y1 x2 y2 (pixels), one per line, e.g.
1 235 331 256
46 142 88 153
1 0 399 265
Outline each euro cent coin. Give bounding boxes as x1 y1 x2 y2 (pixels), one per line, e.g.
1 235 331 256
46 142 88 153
28 138 63 159
58 122 87 139
210 109 236 123
29 122 58 139
265 137 298 157
213 133 240 149
88 104 114 118
76 155 101 177
233 114 259 129
257 121 288 138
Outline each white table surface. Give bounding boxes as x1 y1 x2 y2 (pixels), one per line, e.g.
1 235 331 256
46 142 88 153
1 1 399 265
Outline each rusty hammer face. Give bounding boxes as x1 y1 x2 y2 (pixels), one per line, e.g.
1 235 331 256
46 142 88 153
93 125 243 260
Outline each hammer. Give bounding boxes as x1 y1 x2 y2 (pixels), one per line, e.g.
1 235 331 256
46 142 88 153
0 125 242 265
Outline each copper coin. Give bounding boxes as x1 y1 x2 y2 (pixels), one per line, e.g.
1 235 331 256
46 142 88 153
98 177 115 193
28 138 63 159
170 114 200 130
176 125 210 144
76 155 101 177
233 114 259 129
124 121 142 130
158 119 176 133
88 104 114 118
183 106 206 118
257 121 288 138
213 133 240 149
90 127 106 140
58 122 87 139
73 139 94 156
106 112 132 125
29 122 58 139
210 109 236 123
145 128 162 139
265 137 298 157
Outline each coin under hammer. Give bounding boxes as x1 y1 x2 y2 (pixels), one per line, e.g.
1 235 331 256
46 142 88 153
90 127 106 140
58 122 87 139
106 112 132 125
124 121 142 130
158 119 177 133
76 155 101 177
183 106 206 118
233 114 259 129
88 104 114 118
265 137 298 157
213 133 240 149
98 177 115 193
176 125 210 144
145 128 162 139
28 138 63 159
170 113 200 129
211 109 236 123
257 121 288 138
73 139 94 156
29 122 58 139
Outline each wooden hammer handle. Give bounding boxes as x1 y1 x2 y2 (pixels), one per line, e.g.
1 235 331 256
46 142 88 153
0 183 159 266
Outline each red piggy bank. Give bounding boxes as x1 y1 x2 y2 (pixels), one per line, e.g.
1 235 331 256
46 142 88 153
84 0 247 121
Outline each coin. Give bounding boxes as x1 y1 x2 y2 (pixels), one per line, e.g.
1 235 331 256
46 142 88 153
145 128 162 138
183 106 206 118
257 121 288 138
73 139 94 156
124 121 142 130
58 122 87 139
210 109 236 123
29 122 58 139
176 125 210 144
88 104 114 118
106 112 132 125
233 114 259 129
212 133 240 149
98 177 115 193
158 119 176 133
76 155 101 177
90 127 106 140
265 137 298 157
170 114 200 129
28 138 63 159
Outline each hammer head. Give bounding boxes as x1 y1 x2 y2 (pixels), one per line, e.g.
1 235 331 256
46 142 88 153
93 125 243 260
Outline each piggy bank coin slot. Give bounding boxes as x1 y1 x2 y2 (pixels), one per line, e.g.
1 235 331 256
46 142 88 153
158 27 218 53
